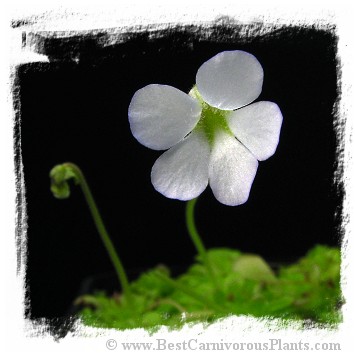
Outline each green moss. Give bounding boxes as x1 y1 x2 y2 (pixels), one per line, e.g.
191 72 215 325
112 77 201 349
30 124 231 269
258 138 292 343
77 245 343 331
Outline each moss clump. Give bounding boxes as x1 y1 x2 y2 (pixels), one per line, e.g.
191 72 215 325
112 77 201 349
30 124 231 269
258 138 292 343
77 245 343 331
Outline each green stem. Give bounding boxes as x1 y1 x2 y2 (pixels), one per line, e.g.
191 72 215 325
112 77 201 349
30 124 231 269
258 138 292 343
186 197 220 291
186 198 206 257
50 162 131 298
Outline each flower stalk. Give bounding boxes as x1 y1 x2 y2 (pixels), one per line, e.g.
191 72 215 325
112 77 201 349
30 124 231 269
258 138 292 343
50 162 131 298
186 197 220 291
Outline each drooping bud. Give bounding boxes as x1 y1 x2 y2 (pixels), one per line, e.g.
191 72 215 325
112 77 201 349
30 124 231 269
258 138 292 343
49 164 78 199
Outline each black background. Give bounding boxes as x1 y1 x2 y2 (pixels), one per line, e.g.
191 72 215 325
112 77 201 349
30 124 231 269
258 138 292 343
16 22 341 321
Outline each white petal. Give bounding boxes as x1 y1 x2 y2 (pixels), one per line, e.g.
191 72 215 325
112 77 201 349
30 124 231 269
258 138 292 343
151 130 210 200
196 50 264 110
209 131 258 206
227 101 283 161
128 84 202 150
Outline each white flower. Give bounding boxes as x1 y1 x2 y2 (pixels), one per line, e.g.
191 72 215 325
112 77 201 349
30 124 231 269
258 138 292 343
128 50 283 206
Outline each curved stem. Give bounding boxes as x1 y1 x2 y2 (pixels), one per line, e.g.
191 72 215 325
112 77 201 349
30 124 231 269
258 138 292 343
186 197 219 291
50 162 131 298
186 198 207 257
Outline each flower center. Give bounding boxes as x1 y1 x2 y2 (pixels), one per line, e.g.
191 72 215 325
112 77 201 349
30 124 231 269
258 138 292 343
189 86 233 146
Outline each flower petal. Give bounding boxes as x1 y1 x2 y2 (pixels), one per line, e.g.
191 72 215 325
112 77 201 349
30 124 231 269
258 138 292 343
196 50 264 110
227 101 283 161
128 84 202 150
209 131 258 206
151 130 210 200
